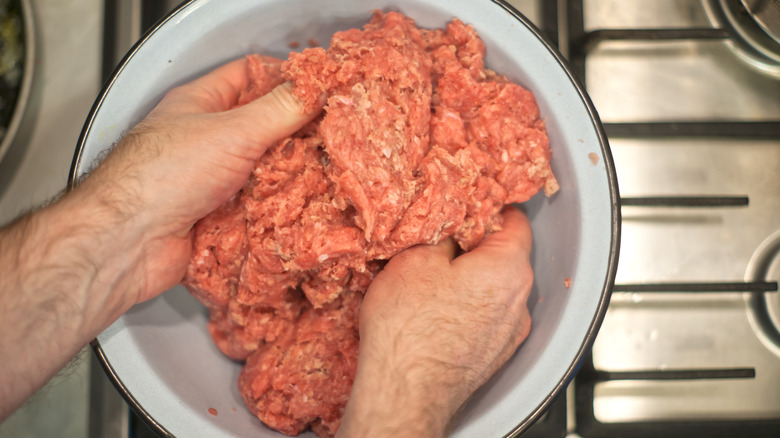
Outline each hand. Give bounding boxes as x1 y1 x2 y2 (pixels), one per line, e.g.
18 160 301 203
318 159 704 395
73 57 321 305
0 56 320 422
337 206 534 438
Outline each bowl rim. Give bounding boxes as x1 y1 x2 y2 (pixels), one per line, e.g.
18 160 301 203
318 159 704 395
69 0 621 436
490 2 620 437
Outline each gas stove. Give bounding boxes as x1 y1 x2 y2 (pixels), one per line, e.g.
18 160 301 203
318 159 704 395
554 0 780 437
0 1 777 437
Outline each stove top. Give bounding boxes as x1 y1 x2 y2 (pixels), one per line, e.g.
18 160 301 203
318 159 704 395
561 0 780 436
0 1 777 437
97 1 780 437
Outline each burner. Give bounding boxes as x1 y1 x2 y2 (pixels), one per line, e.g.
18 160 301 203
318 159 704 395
746 230 780 357
0 0 34 167
742 0 780 44
703 0 780 78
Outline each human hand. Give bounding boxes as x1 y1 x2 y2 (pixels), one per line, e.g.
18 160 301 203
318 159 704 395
337 206 534 438
0 56 321 421
70 57 321 306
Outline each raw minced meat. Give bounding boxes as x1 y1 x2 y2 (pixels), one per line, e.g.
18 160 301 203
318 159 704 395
183 10 557 438
238 290 361 437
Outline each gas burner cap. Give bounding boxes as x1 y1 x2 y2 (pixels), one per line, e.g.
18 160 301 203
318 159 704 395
703 0 780 78
745 230 780 357
742 0 780 45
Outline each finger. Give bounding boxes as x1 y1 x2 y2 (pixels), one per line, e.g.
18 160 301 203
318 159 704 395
222 82 323 157
458 205 533 263
160 57 259 114
382 237 458 276
432 236 458 261
402 236 457 260
159 56 287 114
513 305 532 349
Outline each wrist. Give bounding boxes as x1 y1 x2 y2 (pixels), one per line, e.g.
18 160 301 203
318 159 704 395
337 345 459 438
20 190 143 334
0 192 145 419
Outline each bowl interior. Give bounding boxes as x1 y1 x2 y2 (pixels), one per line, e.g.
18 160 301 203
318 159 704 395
76 0 618 436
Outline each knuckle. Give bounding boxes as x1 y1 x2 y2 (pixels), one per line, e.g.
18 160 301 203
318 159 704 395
267 83 306 116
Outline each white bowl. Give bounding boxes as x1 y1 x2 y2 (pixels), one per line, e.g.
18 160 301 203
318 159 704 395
70 0 620 436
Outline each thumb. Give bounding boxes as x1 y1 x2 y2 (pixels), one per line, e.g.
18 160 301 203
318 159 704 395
466 206 533 261
453 206 533 280
226 82 323 157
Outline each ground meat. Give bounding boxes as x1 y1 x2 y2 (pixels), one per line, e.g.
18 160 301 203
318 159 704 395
183 10 557 438
239 290 361 438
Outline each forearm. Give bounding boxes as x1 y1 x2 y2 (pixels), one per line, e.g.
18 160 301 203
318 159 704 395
0 186 145 421
337 346 460 438
338 383 449 437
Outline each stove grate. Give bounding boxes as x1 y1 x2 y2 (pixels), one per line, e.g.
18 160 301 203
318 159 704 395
551 0 780 436
612 281 778 293
561 0 780 140
604 121 780 138
574 351 780 438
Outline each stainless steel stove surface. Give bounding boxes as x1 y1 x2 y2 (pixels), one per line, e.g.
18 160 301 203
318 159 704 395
566 0 780 436
0 1 778 437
